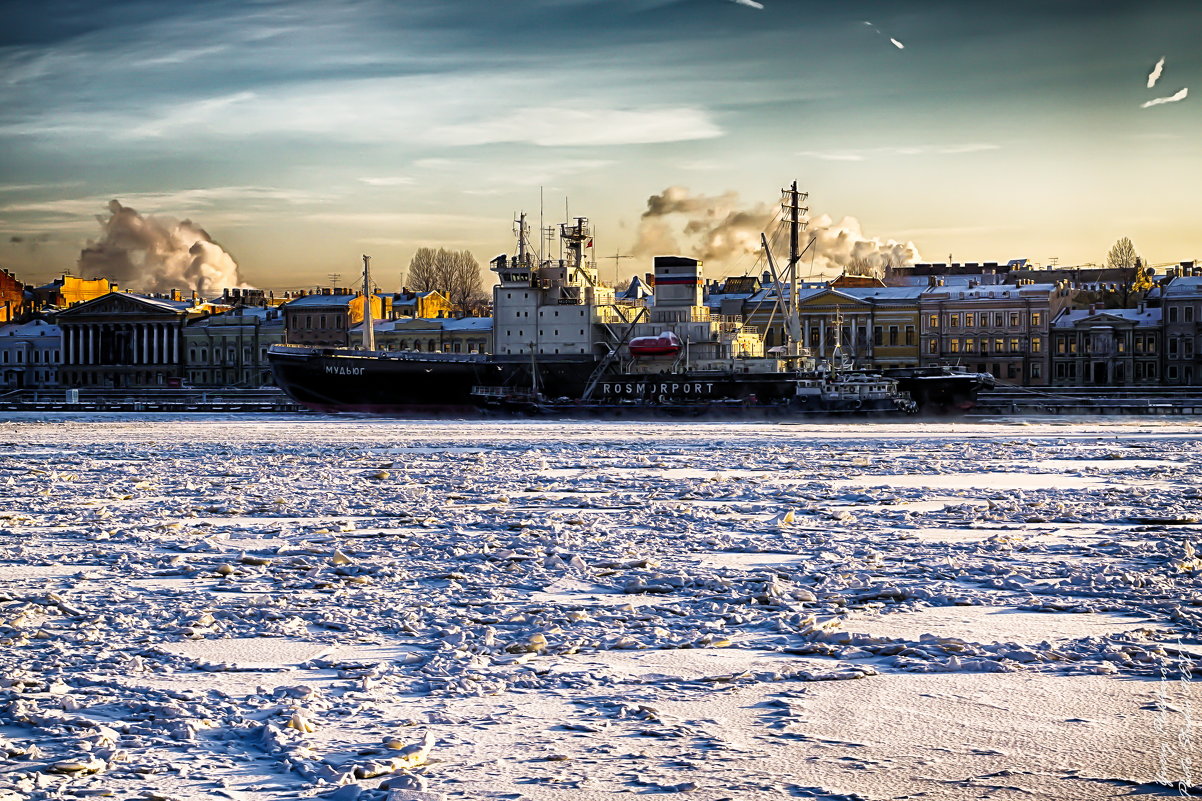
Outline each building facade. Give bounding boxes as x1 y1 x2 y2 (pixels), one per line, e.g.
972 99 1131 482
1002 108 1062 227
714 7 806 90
282 292 384 347
0 319 60 389
184 307 286 387
1050 304 1162 386
1160 274 1202 385
361 317 493 354
919 282 1075 386
55 292 195 388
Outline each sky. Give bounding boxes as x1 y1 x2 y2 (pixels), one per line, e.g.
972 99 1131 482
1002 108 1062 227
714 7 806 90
1 0 1199 293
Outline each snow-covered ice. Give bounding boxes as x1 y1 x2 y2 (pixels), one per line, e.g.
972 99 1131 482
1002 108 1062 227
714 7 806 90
0 414 1199 800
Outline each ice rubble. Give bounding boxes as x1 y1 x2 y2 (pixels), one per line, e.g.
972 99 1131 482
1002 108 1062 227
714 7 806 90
0 416 1198 800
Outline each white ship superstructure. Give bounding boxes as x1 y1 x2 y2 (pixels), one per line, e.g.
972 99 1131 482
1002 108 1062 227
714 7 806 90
490 216 774 372
490 216 616 358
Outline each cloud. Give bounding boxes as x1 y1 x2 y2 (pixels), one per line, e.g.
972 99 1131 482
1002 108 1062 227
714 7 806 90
1147 56 1165 89
797 151 867 162
359 177 416 186
431 106 722 147
1141 87 1188 108
730 0 764 9
797 143 998 161
0 187 327 217
890 38 905 49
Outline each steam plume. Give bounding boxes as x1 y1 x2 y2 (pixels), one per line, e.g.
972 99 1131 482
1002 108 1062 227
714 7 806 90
77 200 251 297
632 186 920 278
1147 57 1164 89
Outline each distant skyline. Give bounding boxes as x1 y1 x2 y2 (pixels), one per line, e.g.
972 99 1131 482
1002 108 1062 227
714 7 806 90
1 0 1199 292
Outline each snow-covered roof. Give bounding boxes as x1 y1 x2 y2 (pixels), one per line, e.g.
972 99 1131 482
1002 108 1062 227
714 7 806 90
443 317 493 331
1160 275 1202 298
0 319 60 337
837 287 927 301
925 283 1059 300
283 294 357 308
1052 306 1161 328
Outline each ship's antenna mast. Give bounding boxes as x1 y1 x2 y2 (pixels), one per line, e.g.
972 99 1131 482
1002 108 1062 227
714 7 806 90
539 187 544 264
361 254 375 352
778 181 810 359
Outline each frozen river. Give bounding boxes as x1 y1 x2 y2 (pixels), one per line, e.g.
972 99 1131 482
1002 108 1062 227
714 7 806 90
0 415 1199 800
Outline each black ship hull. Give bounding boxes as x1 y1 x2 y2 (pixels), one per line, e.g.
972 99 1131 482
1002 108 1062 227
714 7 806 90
269 346 987 417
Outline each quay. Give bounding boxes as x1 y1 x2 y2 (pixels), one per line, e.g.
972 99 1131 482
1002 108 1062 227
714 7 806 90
973 385 1202 416
0 388 302 413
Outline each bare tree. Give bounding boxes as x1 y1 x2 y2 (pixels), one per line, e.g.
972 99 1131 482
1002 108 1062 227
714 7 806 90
1105 237 1139 268
1102 238 1154 308
405 247 440 292
405 247 486 314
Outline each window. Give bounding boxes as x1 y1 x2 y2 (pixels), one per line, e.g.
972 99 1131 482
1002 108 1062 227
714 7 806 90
1135 337 1144 354
1170 339 1180 357
888 326 899 346
1187 307 1196 323
950 338 961 353
1169 366 1180 380
1030 363 1042 379
1117 338 1126 353
927 338 938 354
1031 337 1042 354
1069 340 1077 354
995 313 1004 327
1030 312 1042 326
950 314 960 328
965 338 976 353
965 313 975 327
1186 340 1195 358
873 326 883 346
905 326 915 346
994 338 1004 353
1169 307 1179 323
1009 312 1020 327
1147 337 1157 354
928 314 939 329
1009 337 1020 352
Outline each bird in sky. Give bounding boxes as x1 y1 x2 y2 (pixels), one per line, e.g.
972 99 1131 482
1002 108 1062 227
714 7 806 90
1141 87 1189 108
1147 56 1165 88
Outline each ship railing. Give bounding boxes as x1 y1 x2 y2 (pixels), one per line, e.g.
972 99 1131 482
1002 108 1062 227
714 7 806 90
471 386 537 400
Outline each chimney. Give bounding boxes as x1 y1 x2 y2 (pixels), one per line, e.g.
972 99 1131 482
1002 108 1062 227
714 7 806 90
1138 301 1146 313
1088 303 1097 315
171 288 182 301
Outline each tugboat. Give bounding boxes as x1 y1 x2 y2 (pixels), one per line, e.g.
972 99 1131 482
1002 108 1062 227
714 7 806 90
268 183 983 416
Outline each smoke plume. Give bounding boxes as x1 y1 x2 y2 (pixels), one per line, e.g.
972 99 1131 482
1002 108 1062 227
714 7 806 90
77 200 251 297
632 186 920 278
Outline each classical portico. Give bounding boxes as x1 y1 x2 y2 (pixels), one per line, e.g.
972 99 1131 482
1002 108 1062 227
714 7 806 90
56 292 192 388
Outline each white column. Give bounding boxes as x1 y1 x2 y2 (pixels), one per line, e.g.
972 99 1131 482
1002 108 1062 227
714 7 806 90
87 325 95 365
172 326 179 363
152 324 160 364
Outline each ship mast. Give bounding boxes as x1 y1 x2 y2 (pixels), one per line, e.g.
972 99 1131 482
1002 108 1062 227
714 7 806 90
781 182 809 360
361 254 375 352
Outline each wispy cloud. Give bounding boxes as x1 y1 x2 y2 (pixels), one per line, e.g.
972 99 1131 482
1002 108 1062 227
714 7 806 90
0 187 329 217
798 143 999 161
432 106 722 147
1141 87 1188 108
730 0 764 9
1147 56 1165 89
797 151 866 162
359 176 416 187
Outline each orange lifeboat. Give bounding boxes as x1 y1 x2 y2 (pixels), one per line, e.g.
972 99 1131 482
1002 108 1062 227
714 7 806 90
629 331 682 357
